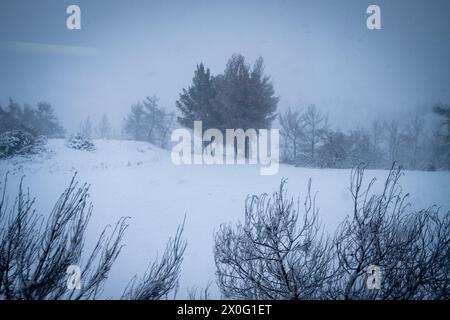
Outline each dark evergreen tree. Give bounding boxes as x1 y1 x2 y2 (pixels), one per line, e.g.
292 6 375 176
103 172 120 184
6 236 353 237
176 54 278 133
0 99 65 138
215 55 278 130
176 63 218 131
34 102 65 138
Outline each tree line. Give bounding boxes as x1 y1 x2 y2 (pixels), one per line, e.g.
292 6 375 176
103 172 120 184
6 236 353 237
2 54 449 170
279 104 450 171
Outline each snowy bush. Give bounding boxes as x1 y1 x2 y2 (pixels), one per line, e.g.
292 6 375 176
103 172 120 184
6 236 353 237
0 130 47 159
214 179 334 299
215 163 450 300
66 134 95 151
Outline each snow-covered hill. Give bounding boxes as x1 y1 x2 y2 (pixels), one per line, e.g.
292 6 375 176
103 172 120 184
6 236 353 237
1 139 449 298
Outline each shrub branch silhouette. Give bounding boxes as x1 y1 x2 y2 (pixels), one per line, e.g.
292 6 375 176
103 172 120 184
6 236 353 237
214 163 449 300
0 173 186 300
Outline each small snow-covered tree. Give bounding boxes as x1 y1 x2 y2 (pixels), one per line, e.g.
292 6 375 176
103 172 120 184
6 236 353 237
300 105 327 166
0 130 47 158
66 133 95 151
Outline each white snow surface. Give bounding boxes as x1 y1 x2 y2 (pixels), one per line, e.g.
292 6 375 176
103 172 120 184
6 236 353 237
1 139 449 299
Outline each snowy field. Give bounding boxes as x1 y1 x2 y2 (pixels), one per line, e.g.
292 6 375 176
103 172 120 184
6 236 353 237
1 139 449 299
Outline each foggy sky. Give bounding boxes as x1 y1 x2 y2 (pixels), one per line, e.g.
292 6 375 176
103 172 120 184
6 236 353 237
1 0 449 133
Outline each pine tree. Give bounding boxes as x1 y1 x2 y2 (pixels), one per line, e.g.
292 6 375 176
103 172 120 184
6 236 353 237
176 63 217 131
35 102 65 138
215 54 278 130
176 55 278 133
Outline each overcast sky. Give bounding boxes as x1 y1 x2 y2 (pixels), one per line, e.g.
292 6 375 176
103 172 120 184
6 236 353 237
1 0 449 133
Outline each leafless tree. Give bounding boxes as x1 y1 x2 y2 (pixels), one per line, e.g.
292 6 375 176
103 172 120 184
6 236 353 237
302 105 327 166
401 115 424 170
279 108 305 164
214 179 335 299
0 173 186 300
384 120 400 164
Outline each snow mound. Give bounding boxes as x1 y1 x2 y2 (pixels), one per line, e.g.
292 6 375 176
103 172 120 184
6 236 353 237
0 138 169 174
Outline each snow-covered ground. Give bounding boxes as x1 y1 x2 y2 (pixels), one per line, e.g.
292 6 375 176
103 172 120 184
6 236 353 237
1 139 449 298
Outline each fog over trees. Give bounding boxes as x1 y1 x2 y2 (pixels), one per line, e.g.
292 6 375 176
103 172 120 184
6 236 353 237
279 103 450 170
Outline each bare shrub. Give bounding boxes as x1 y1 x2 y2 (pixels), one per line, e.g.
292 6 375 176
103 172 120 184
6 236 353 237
214 164 450 300
333 163 450 300
0 173 186 300
121 219 186 300
214 179 334 299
